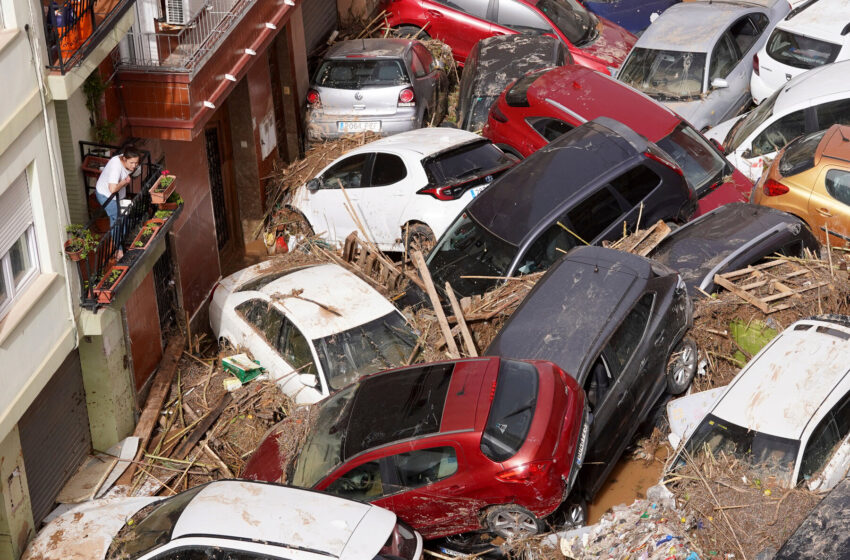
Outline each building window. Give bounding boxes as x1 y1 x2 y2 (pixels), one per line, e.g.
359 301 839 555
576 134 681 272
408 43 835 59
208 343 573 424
0 173 39 320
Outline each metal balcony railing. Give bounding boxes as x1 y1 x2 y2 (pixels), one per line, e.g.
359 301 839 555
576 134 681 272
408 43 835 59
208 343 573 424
43 0 136 73
116 0 255 74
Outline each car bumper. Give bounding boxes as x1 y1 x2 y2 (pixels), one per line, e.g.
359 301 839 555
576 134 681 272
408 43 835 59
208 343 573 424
750 71 785 105
307 110 420 140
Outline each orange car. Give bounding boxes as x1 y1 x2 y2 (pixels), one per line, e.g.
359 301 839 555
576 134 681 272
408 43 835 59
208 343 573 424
752 124 850 246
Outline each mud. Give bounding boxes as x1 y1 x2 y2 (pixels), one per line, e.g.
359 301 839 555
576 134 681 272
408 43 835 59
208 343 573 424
587 452 668 525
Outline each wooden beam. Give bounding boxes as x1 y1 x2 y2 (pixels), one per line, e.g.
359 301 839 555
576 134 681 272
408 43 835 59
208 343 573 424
170 393 233 461
411 250 460 358
713 274 769 313
445 281 477 357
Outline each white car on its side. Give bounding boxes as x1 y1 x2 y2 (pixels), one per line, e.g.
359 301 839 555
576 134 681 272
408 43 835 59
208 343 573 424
706 59 850 181
289 128 516 252
23 480 423 560
209 261 418 404
670 316 850 493
750 0 850 104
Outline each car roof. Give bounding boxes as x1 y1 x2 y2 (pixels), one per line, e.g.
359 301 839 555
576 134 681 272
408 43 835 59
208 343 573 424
773 59 850 111
637 2 764 52
526 65 680 141
711 318 850 440
817 124 850 165
325 38 413 59
777 0 850 41
468 118 646 246
468 35 563 97
172 480 396 560
485 246 652 378
346 127 485 157
256 263 399 340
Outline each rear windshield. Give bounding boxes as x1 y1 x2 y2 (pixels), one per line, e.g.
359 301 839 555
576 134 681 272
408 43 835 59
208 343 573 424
505 69 549 107
314 59 410 89
480 359 539 462
619 49 706 101
766 28 841 70
656 123 727 196
779 129 826 177
423 140 514 186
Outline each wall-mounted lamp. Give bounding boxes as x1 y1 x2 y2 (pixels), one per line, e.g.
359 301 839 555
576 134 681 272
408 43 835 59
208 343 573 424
225 74 236 81
265 22 276 29
203 101 216 109
245 48 257 55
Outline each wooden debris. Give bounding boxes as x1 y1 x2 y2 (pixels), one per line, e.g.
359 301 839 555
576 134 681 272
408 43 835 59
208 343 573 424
445 281 477 357
713 259 830 313
412 250 460 358
603 220 671 256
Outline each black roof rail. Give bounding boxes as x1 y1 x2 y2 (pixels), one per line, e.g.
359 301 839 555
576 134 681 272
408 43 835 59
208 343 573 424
785 0 820 20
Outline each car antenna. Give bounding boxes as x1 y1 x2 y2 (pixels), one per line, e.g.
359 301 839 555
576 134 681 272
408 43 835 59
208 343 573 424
594 264 599 273
840 128 850 142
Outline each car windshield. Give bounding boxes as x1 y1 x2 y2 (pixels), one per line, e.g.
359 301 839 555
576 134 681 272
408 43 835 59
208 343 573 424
726 88 781 150
461 96 498 131
656 123 727 196
427 213 518 297
778 129 826 177
423 140 515 186
314 312 417 391
480 360 539 461
106 486 205 559
314 59 410 89
536 0 595 45
291 386 357 488
619 48 706 101
677 414 800 485
766 28 841 70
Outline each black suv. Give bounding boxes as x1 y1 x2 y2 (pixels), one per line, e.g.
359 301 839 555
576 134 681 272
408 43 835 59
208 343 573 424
485 246 696 512
425 117 697 299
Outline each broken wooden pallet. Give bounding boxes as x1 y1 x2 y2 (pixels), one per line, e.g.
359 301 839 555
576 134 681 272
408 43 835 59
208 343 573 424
603 220 672 256
341 231 425 291
713 259 831 313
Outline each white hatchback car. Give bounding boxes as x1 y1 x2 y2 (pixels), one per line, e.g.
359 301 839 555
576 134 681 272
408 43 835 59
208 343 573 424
209 261 418 404
750 0 850 104
672 316 850 493
706 59 850 181
23 480 423 560
289 128 516 252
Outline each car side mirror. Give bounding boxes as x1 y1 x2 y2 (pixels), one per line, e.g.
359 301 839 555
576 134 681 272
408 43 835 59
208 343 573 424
741 148 753 159
306 178 321 192
299 373 319 387
710 78 729 89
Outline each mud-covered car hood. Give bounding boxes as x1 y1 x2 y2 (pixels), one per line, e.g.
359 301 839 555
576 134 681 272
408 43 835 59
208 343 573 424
580 19 636 66
22 497 158 560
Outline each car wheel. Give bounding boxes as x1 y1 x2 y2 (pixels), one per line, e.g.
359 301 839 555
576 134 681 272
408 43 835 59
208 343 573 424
438 532 497 554
563 498 587 529
392 25 429 39
497 145 523 160
404 223 435 255
666 337 697 395
485 505 543 539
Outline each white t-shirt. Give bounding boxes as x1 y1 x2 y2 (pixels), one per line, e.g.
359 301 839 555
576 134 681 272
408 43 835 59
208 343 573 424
95 155 130 198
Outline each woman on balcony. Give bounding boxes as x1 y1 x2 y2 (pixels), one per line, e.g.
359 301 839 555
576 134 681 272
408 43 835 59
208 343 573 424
95 147 141 227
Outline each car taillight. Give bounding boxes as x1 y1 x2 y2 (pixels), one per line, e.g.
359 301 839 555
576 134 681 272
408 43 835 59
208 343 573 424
763 178 789 196
380 520 419 560
398 88 415 106
491 104 508 123
753 53 760 75
496 462 551 483
306 89 321 107
417 184 466 200
645 149 684 178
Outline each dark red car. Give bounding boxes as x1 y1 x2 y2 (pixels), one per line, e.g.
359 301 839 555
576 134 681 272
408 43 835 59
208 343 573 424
242 357 588 540
380 0 636 74
481 65 754 216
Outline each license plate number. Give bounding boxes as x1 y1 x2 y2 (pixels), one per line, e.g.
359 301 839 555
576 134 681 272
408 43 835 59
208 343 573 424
338 121 380 133
470 185 487 198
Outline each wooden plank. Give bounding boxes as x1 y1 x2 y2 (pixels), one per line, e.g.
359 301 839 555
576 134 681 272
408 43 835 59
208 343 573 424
412 250 459 358
170 392 233 461
115 334 185 487
713 274 770 313
720 259 788 280
634 221 672 256
445 282 477 357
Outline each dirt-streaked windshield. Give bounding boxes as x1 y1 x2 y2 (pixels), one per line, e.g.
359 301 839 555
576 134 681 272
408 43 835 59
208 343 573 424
656 123 727 196
619 48 706 101
726 88 780 150
314 59 409 89
291 386 356 488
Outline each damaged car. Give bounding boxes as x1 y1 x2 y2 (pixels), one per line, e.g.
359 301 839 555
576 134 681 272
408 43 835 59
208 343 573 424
648 202 820 295
289 128 516 252
485 246 696 517
425 116 697 299
242 357 589 540
23 479 423 560
671 315 850 493
209 262 418 404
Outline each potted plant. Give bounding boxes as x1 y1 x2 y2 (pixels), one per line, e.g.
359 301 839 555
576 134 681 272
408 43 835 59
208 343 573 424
130 218 166 251
156 191 183 211
64 224 98 261
154 209 174 220
150 170 177 204
93 265 129 304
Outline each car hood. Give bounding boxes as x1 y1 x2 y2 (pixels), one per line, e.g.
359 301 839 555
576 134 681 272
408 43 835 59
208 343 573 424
663 98 711 130
704 114 743 147
23 497 158 560
581 18 636 66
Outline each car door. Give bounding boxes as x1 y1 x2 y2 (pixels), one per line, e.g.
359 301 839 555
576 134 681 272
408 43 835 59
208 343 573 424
233 299 292 377
300 153 372 244
354 152 410 246
808 168 850 245
411 43 441 116
321 456 399 509
706 30 748 125
421 0 493 63
743 107 809 178
807 389 850 491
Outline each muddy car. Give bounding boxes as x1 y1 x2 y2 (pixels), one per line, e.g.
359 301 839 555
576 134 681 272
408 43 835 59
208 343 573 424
22 480 423 560
671 316 850 494
485 246 696 512
773 476 850 559
242 357 588 540
648 202 820 295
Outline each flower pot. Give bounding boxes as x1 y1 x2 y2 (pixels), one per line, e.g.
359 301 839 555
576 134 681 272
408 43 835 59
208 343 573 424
93 265 129 304
131 218 166 250
64 238 85 261
150 175 177 204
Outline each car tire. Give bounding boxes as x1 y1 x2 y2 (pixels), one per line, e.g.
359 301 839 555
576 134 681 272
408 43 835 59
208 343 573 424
666 337 697 395
392 25 429 39
563 497 587 529
485 504 543 539
404 223 435 255
497 144 523 160
437 532 497 555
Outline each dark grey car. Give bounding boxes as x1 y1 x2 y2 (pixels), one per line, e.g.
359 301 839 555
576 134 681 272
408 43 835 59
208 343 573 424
649 202 820 296
306 38 448 140
485 246 696 508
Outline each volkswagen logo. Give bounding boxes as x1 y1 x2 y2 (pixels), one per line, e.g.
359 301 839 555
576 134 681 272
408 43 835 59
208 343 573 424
354 92 363 100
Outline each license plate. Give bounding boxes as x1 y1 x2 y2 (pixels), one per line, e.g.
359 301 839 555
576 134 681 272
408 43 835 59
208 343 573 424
470 185 487 198
338 121 380 133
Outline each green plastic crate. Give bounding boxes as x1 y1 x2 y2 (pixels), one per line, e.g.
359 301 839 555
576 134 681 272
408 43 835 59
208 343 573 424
221 353 264 384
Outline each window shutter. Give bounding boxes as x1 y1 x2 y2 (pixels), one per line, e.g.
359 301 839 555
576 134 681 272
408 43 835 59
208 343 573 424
0 173 33 256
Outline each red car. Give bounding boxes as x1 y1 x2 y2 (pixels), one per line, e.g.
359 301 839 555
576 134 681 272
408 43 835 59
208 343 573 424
380 0 636 74
242 357 588 540
482 65 754 216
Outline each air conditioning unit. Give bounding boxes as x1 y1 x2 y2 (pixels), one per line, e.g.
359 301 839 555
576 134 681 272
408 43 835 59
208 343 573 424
164 0 206 26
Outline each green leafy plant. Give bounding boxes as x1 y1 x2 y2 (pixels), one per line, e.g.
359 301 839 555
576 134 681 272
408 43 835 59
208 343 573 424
155 170 175 191
166 191 183 204
64 224 99 260
154 210 174 219
93 121 116 144
133 222 159 247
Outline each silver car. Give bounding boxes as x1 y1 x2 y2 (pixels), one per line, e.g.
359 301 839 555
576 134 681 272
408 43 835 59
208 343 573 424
306 38 448 140
617 0 790 131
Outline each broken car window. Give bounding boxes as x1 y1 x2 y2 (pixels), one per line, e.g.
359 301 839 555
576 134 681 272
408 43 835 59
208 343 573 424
726 88 780 151
481 359 538 462
656 123 726 197
282 321 317 375
619 48 706 101
314 59 410 89
751 109 806 157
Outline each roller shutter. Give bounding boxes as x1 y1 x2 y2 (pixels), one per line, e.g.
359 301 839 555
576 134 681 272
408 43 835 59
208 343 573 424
302 0 338 55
